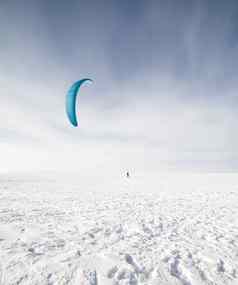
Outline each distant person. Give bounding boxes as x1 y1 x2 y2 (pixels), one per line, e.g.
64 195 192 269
126 171 130 178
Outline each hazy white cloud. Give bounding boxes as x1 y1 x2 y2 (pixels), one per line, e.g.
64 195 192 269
1 0 238 172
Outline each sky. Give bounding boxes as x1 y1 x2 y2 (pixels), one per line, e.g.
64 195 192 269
1 0 238 173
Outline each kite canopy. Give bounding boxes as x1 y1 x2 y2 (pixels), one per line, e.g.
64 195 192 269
66 78 92 127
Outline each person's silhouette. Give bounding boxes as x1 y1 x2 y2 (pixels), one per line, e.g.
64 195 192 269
126 171 130 178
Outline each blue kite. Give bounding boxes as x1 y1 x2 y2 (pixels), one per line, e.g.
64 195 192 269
66 78 93 127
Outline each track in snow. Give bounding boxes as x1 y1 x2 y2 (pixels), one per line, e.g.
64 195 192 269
0 173 238 284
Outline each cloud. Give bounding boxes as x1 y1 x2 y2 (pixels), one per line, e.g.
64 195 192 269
1 0 238 172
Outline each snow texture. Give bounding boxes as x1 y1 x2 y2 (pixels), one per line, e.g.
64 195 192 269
0 173 238 285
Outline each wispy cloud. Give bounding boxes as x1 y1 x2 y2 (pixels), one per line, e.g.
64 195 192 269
1 0 238 172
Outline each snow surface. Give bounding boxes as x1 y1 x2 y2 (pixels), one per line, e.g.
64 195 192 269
0 173 238 284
